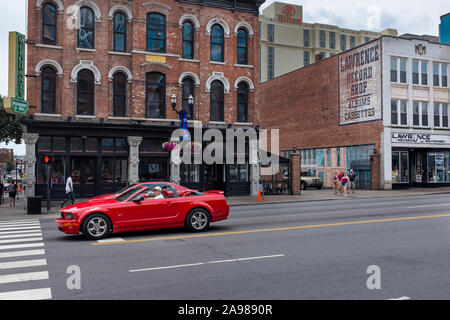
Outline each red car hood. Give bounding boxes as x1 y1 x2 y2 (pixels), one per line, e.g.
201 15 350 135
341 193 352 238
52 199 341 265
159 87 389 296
87 194 117 202
62 199 118 212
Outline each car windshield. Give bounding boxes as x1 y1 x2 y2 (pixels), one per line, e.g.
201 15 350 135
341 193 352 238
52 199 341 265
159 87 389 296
115 186 143 202
115 184 136 195
301 172 314 177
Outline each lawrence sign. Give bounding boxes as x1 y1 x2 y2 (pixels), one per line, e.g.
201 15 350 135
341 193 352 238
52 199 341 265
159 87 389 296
4 32 29 116
339 39 382 125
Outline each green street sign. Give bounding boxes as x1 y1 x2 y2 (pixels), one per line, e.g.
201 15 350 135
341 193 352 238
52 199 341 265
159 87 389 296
5 31 28 116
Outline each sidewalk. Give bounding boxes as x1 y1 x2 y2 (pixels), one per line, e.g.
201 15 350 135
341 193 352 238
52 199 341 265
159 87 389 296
1 187 450 221
227 187 450 206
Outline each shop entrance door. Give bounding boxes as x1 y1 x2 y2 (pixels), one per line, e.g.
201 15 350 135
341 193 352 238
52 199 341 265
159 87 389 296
392 151 409 185
71 157 97 198
204 164 225 192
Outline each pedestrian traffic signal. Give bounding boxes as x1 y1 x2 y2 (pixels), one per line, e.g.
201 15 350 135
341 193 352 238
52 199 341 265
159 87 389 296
44 156 55 163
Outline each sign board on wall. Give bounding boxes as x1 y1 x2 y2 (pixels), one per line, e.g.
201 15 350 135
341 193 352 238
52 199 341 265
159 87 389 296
275 3 303 25
391 132 450 145
4 31 28 115
338 39 382 125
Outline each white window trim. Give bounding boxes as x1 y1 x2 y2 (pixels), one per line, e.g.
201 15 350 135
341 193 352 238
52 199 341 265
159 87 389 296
206 17 230 38
108 5 133 22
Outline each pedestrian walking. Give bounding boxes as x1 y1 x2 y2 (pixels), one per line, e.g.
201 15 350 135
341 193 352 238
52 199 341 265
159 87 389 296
61 172 75 208
349 169 358 194
331 171 339 195
0 181 3 205
8 183 17 207
341 172 350 198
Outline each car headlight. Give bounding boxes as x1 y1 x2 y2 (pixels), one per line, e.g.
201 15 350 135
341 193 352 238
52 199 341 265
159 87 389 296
65 212 75 220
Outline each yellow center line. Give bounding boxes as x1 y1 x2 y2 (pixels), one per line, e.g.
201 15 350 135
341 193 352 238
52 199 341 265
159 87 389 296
91 213 450 246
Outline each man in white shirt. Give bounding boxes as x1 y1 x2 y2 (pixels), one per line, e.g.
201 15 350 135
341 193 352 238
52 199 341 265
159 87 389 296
144 186 165 200
61 171 75 208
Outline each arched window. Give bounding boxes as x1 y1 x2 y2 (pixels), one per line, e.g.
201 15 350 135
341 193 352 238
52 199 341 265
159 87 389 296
77 6 95 49
182 78 195 120
147 13 166 53
210 24 224 62
77 69 95 115
237 28 248 65
41 66 57 114
113 12 126 52
237 82 249 123
210 80 224 122
146 72 166 118
113 72 127 117
182 21 194 59
42 2 57 45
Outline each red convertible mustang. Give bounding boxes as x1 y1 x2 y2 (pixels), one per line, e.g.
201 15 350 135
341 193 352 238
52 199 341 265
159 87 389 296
56 182 229 240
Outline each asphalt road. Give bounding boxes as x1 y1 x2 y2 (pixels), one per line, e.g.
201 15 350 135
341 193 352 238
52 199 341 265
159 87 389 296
1 193 450 300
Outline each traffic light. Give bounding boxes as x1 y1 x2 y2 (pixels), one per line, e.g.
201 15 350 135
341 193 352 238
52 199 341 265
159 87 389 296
44 156 55 163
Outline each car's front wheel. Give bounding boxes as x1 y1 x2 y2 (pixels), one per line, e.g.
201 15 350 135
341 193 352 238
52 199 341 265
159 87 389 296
81 213 111 240
186 209 211 232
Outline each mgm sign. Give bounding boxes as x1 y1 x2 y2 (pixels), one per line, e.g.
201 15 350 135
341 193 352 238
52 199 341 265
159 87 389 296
4 31 29 116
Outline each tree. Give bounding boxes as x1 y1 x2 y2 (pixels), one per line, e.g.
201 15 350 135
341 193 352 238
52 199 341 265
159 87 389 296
6 160 14 174
0 95 24 144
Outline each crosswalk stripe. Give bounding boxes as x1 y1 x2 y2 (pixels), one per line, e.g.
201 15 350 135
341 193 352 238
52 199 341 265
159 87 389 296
0 226 42 231
0 259 47 270
0 233 42 240
0 220 39 224
0 243 45 251
0 288 52 300
0 222 41 227
0 271 49 284
0 230 42 235
0 237 43 244
0 249 45 259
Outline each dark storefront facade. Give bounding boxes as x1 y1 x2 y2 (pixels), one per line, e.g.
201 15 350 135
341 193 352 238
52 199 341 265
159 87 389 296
27 119 252 200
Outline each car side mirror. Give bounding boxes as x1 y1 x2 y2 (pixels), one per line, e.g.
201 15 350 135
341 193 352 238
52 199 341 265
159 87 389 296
133 195 144 202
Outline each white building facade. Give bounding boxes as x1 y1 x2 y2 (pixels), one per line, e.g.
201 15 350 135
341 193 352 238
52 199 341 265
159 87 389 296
381 36 450 189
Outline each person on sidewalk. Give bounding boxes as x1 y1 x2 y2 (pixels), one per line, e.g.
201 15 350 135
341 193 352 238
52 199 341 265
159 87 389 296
341 172 350 198
331 172 339 195
61 172 75 208
8 183 17 207
0 181 3 205
349 169 358 194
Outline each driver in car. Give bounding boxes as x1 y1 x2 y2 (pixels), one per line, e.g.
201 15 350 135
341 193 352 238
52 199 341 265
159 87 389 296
144 186 165 200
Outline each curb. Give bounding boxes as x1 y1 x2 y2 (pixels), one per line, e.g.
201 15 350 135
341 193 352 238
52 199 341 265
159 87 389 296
226 191 450 207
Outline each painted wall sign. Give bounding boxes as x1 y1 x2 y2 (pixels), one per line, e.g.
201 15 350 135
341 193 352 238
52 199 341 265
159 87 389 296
391 133 450 145
4 31 28 115
339 39 382 125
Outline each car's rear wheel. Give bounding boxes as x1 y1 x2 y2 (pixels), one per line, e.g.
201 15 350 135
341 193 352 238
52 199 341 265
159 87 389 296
186 209 210 232
82 214 111 240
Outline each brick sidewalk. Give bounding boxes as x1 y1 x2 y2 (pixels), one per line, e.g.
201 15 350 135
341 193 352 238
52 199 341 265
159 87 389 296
1 188 450 221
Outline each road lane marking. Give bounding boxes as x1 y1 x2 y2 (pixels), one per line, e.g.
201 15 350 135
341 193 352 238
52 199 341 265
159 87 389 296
0 222 41 227
0 288 52 300
0 249 45 259
92 213 450 246
407 203 450 209
0 226 42 232
129 254 285 273
0 230 43 235
0 243 45 251
359 201 410 206
97 237 125 243
388 297 411 300
0 271 49 284
0 220 39 225
0 237 43 244
0 259 47 270
0 233 42 240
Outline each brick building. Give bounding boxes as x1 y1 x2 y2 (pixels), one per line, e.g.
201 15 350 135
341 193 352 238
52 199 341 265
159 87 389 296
0 149 14 179
260 36 450 190
24 0 264 199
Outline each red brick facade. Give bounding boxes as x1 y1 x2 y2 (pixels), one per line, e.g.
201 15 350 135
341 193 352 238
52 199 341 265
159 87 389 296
259 55 383 153
26 0 261 126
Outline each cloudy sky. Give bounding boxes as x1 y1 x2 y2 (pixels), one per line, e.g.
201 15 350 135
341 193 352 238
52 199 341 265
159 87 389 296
0 0 448 155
